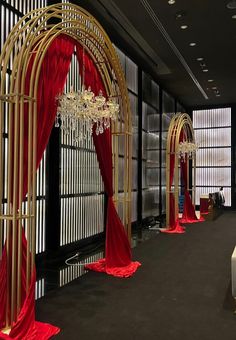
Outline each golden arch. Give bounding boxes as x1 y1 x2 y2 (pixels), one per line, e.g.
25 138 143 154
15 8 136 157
0 3 132 328
166 113 196 227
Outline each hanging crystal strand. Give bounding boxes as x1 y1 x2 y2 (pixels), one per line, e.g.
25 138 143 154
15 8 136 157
90 119 93 136
55 113 60 128
79 119 82 141
86 120 89 139
96 120 100 135
79 120 81 143
65 114 68 135
106 117 110 129
99 118 103 134
83 119 87 140
74 120 78 144
61 114 65 132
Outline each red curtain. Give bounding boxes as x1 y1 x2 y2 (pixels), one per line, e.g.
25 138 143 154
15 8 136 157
0 249 7 330
179 157 204 223
75 44 141 277
0 34 75 339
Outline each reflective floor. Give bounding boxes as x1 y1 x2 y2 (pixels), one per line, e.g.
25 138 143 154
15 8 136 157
35 227 160 300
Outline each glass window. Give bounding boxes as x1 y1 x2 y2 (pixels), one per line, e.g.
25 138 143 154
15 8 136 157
193 108 231 207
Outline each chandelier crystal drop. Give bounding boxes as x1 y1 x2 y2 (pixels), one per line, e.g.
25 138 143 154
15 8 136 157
177 141 199 159
55 86 119 142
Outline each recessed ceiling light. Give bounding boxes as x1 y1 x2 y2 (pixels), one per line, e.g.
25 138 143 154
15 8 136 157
175 11 186 20
212 86 217 90
197 57 204 61
232 14 236 18
168 0 175 4
189 42 196 46
208 79 214 82
216 94 221 97
180 25 188 29
202 69 208 72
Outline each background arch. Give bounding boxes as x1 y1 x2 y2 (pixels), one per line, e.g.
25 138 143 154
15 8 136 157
165 113 196 230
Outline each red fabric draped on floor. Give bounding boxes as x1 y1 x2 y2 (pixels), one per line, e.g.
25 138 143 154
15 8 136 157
75 44 141 277
0 34 75 339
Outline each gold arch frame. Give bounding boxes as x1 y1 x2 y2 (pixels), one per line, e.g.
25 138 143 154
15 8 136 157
166 113 196 227
0 3 132 328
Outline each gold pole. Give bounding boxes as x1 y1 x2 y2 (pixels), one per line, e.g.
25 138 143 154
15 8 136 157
0 100 3 259
31 100 37 275
16 92 24 314
26 97 33 293
11 97 20 324
5 97 14 328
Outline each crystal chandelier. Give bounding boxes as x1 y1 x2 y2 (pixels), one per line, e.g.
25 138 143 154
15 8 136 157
55 86 119 142
177 141 199 159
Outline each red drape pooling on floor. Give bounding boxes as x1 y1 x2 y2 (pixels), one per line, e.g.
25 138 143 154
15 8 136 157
0 34 75 339
75 44 141 277
179 157 204 224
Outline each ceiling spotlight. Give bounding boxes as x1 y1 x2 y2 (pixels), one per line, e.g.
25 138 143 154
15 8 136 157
202 69 208 72
175 11 186 20
212 86 217 90
189 42 196 46
168 0 176 4
227 1 236 9
197 57 204 61
208 79 214 82
216 94 221 97
180 25 188 29
232 14 236 18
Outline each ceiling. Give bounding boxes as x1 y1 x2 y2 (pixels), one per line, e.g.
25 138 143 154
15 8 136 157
75 0 236 108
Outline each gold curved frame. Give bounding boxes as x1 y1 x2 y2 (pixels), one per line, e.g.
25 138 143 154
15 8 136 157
166 113 196 227
0 3 132 328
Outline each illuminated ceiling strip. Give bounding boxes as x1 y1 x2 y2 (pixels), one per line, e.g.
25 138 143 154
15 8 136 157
140 0 209 100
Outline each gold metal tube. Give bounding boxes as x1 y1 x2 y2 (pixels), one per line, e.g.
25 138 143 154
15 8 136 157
31 100 37 274
11 98 20 324
5 98 13 328
0 100 3 259
16 92 24 313
26 101 33 293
